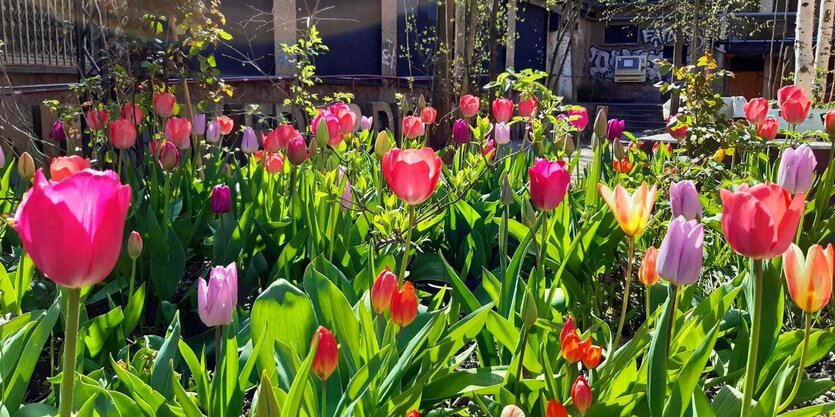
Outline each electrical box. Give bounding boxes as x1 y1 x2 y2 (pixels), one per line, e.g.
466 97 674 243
614 56 647 83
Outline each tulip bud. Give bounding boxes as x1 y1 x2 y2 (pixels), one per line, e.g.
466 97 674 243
563 134 576 155
546 400 568 417
583 344 603 369
241 127 259 154
418 94 427 111
593 108 608 141
406 410 420 417
158 142 180 171
825 110 835 137
670 180 703 220
657 217 704 286
500 405 526 417
391 281 418 327
371 267 398 315
311 326 339 381
571 376 593 416
287 137 308 166
308 136 319 158
0 146 6 168
529 158 570 211
361 116 374 131
128 231 143 260
639 246 659 287
522 200 537 230
453 119 470 144
211 185 232 214
315 117 331 148
522 288 538 330
501 174 514 206
50 120 67 142
374 131 393 159
18 152 35 181
613 138 625 160
192 113 206 136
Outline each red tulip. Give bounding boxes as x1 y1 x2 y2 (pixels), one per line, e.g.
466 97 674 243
459 94 480 118
263 125 298 153
120 103 144 125
566 107 589 131
583 344 603 369
402 116 424 139
382 148 442 205
216 115 234 135
390 281 418 327
546 400 568 417
744 97 769 126
826 110 835 137
158 142 180 171
109 119 137 149
405 410 420 417
720 184 804 259
784 243 834 313
50 156 91 182
560 316 577 346
263 152 284 174
561 332 589 363
492 98 514 123
85 110 109 131
311 326 339 381
667 115 688 141
153 92 176 117
639 246 659 287
482 139 496 160
165 117 192 149
778 85 811 126
571 376 593 416
612 158 634 174
518 96 538 118
14 169 131 288
529 158 570 211
335 106 357 135
420 106 437 124
757 117 779 141
371 267 398 315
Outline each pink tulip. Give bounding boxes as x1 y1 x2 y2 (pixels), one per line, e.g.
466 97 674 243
264 152 284 174
518 96 538 118
312 111 341 146
153 92 176 117
492 98 514 123
197 262 238 327
120 103 144 125
287 137 308 165
15 169 131 288
50 156 91 182
420 106 437 124
825 111 835 136
720 183 804 259
757 118 779 141
164 117 192 149
382 147 442 205
217 116 234 135
459 95 480 118
109 119 137 149
85 110 109 131
778 85 811 126
529 158 570 211
744 98 769 126
566 107 589 131
158 142 180 171
402 116 424 139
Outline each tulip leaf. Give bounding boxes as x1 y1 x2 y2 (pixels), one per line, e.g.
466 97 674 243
123 283 146 336
647 284 675 417
151 311 181 398
663 320 721 417
173 372 205 417
281 334 317 417
303 266 362 374
110 357 176 417
334 345 390 417
81 305 124 358
251 279 317 379
254 371 282 417
2 300 58 411
779 402 835 417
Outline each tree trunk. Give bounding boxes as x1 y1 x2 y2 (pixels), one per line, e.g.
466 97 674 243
430 0 454 149
488 0 500 81
814 0 835 99
505 0 517 69
454 0 467 91
464 0 479 92
670 36 685 115
794 0 816 91
689 0 701 64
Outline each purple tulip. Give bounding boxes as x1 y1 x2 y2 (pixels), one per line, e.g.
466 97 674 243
50 120 66 142
241 127 259 154
211 185 231 214
192 113 206 136
206 121 221 143
670 180 703 220
494 122 510 145
197 262 238 327
777 145 817 195
453 119 470 144
361 116 374 131
657 217 704 286
607 119 625 141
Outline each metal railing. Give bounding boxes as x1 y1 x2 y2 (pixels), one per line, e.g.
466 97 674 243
0 0 76 68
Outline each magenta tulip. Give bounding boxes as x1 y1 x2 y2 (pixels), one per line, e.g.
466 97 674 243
211 185 232 214
453 119 470 144
15 169 131 288
529 158 570 211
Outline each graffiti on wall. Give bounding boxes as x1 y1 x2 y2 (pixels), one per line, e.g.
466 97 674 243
382 38 396 76
588 47 664 82
641 29 675 48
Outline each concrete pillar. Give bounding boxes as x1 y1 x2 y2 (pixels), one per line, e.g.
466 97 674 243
381 0 398 76
505 0 517 69
273 0 297 76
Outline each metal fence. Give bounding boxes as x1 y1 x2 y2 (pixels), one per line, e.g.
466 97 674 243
0 0 76 68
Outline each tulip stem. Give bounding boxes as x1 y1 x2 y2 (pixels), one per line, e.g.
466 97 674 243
215 325 222 370
514 326 529 398
645 287 651 324
614 237 635 347
778 313 812 412
741 259 764 417
321 380 328 417
58 288 81 417
398 205 416 282
128 258 137 303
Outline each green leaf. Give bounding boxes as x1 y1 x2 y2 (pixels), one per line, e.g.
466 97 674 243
150 311 181 398
334 345 390 417
123 283 146 336
254 372 281 417
82 306 124 358
663 321 722 417
3 299 59 411
173 373 205 417
281 334 318 417
303 266 362 371
648 285 675 417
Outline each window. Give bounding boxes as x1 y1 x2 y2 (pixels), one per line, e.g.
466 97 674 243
604 24 639 45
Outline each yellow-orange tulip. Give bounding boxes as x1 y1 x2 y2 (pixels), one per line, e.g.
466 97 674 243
598 182 658 237
783 243 834 313
639 246 659 286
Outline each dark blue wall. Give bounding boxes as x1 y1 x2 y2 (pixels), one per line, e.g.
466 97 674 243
215 0 276 76
297 0 383 76
514 3 552 71
397 0 438 78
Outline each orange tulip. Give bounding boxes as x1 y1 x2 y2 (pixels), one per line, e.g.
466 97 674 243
639 246 660 286
583 344 603 369
561 332 589 364
546 400 568 417
783 243 834 313
598 182 658 237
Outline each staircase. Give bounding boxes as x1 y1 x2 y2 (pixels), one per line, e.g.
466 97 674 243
584 103 666 136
